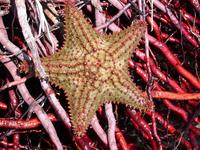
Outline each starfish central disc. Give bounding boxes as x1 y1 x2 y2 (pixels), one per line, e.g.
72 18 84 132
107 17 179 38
84 50 114 82
40 2 154 136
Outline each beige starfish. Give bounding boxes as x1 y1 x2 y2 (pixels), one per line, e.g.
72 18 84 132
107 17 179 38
40 2 153 136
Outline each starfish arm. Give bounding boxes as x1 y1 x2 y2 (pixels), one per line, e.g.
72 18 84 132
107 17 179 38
40 49 86 84
109 69 154 111
63 3 104 53
106 20 146 61
67 80 103 136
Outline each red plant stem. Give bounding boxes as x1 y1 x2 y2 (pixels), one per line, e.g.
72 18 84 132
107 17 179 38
8 87 22 150
135 51 200 100
129 117 150 140
129 60 200 139
162 100 188 122
95 2 132 31
120 0 128 4
181 21 200 42
194 117 200 124
147 34 200 89
8 88 19 111
187 100 198 107
0 138 26 149
0 114 57 129
146 101 192 148
151 112 162 150
151 91 200 100
0 101 7 110
147 106 191 149
135 50 184 92
153 14 171 26
143 29 153 110
189 125 200 136
127 109 157 150
161 33 180 44
180 8 200 25
127 110 153 140
138 0 154 106
13 36 29 53
179 137 193 150
129 60 189 121
75 134 98 150
107 0 131 17
13 134 20 150
146 112 176 134
153 0 199 48
130 119 157 150
180 79 190 92
8 88 22 119
0 137 12 148
181 78 193 92
146 16 161 41
189 132 199 150
115 128 128 150
187 0 200 15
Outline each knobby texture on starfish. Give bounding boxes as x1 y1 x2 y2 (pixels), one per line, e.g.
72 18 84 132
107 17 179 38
40 2 154 136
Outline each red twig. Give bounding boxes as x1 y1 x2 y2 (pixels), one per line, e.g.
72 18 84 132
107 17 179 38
115 128 128 150
0 101 7 110
128 60 189 121
153 0 199 48
13 134 20 149
151 91 200 100
151 112 162 150
146 16 161 41
8 88 21 118
180 8 200 25
187 0 200 15
161 33 181 44
74 134 98 150
127 109 157 150
0 56 62 149
135 50 184 92
148 34 200 89
0 114 56 129
189 132 199 149
146 112 176 134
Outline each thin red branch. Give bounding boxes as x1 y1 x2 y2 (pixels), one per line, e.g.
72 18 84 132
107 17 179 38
187 0 200 15
151 91 200 100
148 34 200 89
129 60 189 121
0 114 56 129
0 101 7 110
115 128 128 150
127 109 157 150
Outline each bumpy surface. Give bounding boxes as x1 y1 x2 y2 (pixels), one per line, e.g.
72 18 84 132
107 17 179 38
41 2 153 136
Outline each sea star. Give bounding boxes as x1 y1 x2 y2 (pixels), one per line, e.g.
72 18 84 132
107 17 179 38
40 2 153 136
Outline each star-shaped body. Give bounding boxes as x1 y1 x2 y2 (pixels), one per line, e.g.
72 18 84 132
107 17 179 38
41 2 153 136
